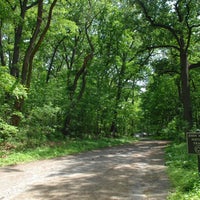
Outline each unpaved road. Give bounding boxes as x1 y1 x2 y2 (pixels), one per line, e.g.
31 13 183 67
0 140 170 200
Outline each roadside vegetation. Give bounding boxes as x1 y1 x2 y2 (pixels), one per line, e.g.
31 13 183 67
166 142 200 200
0 136 136 167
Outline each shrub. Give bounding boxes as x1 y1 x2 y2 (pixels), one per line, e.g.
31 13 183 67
160 117 186 141
23 104 61 143
0 118 18 142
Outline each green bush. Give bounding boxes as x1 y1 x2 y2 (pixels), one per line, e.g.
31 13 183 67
160 117 186 141
0 66 27 142
0 118 18 141
23 104 62 144
0 66 27 99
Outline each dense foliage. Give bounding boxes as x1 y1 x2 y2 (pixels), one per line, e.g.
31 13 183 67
0 0 200 145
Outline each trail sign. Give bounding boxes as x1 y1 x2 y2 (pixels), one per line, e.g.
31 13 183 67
187 132 200 154
186 132 200 176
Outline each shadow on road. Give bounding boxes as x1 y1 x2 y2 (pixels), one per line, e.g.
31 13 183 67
13 141 170 200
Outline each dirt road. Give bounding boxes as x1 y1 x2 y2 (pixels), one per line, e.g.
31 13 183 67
0 140 170 200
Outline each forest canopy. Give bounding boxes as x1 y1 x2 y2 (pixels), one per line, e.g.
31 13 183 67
1 0 200 144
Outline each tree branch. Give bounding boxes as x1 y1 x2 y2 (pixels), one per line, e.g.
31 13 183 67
189 62 200 70
136 0 180 46
191 23 200 29
146 44 180 51
175 0 183 22
31 0 57 57
26 0 58 88
158 69 179 76
185 1 193 51
46 36 67 83
22 0 43 85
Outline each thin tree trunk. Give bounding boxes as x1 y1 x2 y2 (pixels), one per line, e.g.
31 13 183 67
46 37 66 83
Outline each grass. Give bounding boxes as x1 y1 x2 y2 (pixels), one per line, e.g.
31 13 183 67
165 142 200 200
0 137 137 166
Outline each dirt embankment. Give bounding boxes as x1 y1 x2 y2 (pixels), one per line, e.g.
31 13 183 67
0 140 170 200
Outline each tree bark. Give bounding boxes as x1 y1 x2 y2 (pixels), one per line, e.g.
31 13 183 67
10 0 28 126
21 0 43 85
180 50 193 128
10 0 28 78
46 37 66 83
135 0 198 130
62 53 93 136
110 56 126 136
11 0 57 126
62 22 94 136
26 0 57 88
0 20 6 66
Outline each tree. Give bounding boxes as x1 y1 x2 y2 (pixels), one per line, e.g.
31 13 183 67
141 59 181 135
134 0 200 129
59 0 95 136
2 0 58 125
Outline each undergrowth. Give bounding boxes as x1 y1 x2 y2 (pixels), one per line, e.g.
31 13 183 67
166 142 200 199
0 137 136 166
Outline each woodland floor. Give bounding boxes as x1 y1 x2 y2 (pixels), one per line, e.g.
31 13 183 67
0 140 171 200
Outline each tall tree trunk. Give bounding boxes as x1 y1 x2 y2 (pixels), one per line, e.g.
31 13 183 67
0 20 6 66
62 21 94 136
180 50 193 129
63 113 72 137
10 0 28 125
10 0 28 78
11 0 57 126
110 57 126 136
62 53 93 136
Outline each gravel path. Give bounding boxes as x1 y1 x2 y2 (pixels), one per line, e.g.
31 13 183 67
0 140 170 200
